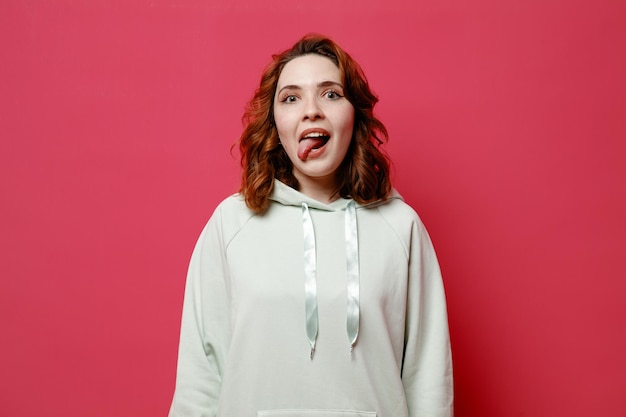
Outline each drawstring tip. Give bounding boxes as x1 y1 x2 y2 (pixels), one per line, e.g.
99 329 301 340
310 347 315 360
350 344 354 355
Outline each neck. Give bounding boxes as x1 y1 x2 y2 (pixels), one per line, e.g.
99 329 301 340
294 173 338 204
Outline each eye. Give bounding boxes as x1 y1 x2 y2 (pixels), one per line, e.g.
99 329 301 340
281 94 298 103
324 90 343 100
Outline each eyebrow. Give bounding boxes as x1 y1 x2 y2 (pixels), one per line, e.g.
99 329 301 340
276 81 344 96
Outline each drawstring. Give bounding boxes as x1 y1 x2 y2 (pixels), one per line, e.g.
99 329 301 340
301 201 360 359
302 203 318 359
345 201 360 353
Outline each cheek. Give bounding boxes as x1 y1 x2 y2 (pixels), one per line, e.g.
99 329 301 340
273 111 297 156
275 120 292 148
338 108 355 137
273 106 296 137
273 105 285 133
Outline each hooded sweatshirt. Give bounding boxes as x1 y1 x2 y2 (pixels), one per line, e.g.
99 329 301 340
169 180 453 417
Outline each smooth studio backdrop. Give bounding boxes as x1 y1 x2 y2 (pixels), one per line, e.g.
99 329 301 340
1 0 625 416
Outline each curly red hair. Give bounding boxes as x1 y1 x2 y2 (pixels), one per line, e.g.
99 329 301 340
238 34 391 213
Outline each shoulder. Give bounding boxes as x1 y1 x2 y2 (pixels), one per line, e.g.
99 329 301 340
201 194 257 245
375 196 424 228
370 195 432 252
214 193 250 214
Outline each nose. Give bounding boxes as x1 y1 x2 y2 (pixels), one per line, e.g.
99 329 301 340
302 96 324 121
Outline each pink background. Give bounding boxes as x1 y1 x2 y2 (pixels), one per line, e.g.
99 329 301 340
1 0 625 416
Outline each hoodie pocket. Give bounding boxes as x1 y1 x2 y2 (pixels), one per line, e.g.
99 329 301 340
257 410 376 417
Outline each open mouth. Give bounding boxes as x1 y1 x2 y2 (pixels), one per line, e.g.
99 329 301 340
298 130 330 160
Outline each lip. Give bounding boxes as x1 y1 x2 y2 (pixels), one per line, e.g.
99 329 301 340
298 127 331 141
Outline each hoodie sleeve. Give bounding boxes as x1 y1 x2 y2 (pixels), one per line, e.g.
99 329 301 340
402 217 454 417
169 206 231 417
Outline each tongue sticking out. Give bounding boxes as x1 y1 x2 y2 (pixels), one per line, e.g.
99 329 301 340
297 137 328 160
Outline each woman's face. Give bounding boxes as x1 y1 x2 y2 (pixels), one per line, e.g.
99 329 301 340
273 54 355 192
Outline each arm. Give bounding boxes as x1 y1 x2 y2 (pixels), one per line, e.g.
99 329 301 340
169 207 231 417
402 218 454 417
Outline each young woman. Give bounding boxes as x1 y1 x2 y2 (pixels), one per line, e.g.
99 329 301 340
169 35 453 417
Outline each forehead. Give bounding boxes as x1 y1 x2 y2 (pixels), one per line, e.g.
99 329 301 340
277 54 341 87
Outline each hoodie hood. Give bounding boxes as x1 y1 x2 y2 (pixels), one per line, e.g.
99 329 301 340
269 179 403 358
269 179 403 211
